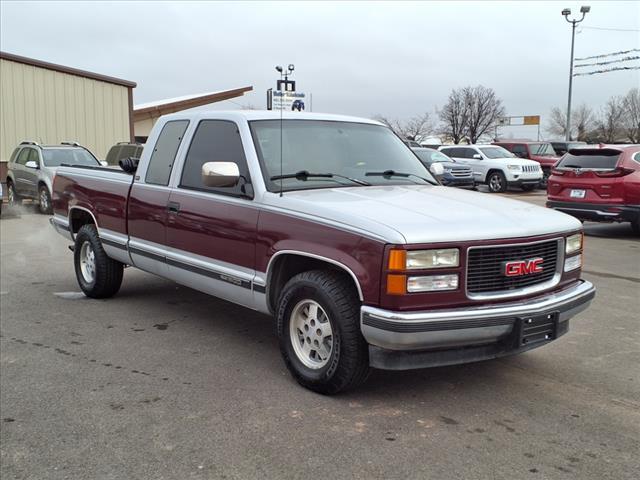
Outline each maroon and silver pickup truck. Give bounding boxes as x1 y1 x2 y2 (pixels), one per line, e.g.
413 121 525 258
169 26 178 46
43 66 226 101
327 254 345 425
51 111 595 394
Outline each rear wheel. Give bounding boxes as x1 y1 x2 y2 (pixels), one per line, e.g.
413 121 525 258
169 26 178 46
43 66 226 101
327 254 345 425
277 270 369 394
38 185 52 214
74 224 123 298
487 171 507 193
7 181 20 206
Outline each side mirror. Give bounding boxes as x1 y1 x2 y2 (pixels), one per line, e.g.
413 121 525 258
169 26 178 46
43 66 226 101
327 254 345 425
202 161 240 187
100 160 109 167
472 154 482 160
25 160 39 169
430 162 445 176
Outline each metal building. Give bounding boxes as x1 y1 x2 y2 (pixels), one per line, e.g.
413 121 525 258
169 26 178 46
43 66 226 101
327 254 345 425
0 51 136 165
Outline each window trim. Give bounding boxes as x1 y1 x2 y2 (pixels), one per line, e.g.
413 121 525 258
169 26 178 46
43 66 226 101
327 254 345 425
144 119 190 186
178 119 254 200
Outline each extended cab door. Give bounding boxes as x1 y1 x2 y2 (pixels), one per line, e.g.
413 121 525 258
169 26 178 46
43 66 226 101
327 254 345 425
165 120 259 309
127 120 190 277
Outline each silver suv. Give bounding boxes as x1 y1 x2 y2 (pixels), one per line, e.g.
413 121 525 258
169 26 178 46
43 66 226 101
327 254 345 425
6 142 101 214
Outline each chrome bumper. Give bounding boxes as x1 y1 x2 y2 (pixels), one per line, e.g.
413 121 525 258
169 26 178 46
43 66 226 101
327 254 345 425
361 280 595 352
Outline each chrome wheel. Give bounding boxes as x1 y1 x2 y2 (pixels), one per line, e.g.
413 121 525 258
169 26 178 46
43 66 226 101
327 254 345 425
7 184 15 205
79 241 96 283
39 188 49 212
289 299 333 369
489 174 504 192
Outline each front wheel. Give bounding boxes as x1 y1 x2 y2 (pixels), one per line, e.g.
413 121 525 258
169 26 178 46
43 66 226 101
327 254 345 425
38 186 52 214
487 171 507 193
74 224 124 298
7 181 21 206
277 270 370 394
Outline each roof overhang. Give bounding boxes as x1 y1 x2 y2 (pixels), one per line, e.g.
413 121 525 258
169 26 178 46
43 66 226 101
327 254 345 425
0 51 136 88
133 86 253 122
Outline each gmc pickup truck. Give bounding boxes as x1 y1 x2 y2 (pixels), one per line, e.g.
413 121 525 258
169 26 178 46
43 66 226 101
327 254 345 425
51 111 596 394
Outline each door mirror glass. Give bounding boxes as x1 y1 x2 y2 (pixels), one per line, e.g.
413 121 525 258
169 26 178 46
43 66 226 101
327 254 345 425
100 160 109 167
201 162 240 187
25 160 39 169
472 153 482 160
429 162 445 176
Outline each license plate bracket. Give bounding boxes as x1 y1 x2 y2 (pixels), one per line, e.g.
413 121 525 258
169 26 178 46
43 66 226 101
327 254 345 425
517 312 558 347
570 189 586 198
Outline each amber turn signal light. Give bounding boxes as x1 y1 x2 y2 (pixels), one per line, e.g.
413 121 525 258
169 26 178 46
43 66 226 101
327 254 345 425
388 249 406 271
386 274 407 295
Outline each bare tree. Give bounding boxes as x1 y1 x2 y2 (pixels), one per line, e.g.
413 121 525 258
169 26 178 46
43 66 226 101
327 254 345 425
374 113 433 141
463 86 506 144
622 88 640 143
546 104 596 141
597 97 625 143
438 88 469 144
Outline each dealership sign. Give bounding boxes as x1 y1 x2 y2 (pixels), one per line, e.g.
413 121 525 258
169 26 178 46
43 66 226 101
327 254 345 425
269 91 307 111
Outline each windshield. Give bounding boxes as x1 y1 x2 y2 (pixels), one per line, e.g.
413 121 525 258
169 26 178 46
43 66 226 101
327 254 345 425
479 147 514 159
414 149 453 164
250 120 436 192
42 148 99 167
529 143 556 156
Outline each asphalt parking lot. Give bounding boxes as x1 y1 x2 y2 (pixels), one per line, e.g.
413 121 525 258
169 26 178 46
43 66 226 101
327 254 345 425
1 193 639 480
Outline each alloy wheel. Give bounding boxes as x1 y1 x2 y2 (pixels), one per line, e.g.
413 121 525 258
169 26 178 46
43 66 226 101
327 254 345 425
289 299 333 369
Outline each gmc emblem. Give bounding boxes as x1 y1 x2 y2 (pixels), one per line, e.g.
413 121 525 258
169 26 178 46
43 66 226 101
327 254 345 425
503 258 544 277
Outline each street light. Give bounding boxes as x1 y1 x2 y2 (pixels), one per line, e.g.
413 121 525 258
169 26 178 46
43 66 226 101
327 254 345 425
562 5 590 141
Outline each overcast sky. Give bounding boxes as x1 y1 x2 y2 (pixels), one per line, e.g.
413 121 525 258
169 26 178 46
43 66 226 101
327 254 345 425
1 1 638 139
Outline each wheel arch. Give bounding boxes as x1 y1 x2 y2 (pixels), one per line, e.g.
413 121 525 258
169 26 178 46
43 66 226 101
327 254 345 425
265 251 364 314
68 206 98 237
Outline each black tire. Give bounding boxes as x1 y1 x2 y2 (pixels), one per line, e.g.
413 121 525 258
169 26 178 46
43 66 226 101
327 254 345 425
521 184 536 192
6 180 21 206
74 224 123 298
487 171 507 193
631 217 640 235
38 185 52 214
276 270 370 394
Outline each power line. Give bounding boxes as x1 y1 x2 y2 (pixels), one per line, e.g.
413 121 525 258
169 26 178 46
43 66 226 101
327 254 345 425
575 55 640 68
573 65 640 76
574 48 639 61
581 26 640 32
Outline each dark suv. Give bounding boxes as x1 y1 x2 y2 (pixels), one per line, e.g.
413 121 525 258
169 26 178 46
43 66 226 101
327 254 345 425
105 142 144 166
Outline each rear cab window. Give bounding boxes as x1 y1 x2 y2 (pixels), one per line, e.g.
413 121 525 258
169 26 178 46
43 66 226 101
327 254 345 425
145 120 189 186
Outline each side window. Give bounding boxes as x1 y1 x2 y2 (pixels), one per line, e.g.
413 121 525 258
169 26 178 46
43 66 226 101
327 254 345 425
180 120 251 198
9 148 21 164
441 148 458 157
511 144 528 158
28 149 40 165
461 148 476 159
16 148 31 165
145 120 189 186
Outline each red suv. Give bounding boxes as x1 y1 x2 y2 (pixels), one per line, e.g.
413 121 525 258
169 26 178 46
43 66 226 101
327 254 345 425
493 141 561 186
546 145 640 234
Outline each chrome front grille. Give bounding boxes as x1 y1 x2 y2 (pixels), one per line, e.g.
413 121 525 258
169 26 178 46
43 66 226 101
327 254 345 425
466 239 562 299
450 167 473 178
522 165 539 173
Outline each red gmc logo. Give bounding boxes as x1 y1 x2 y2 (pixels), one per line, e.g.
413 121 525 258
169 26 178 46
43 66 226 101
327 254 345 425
503 258 544 277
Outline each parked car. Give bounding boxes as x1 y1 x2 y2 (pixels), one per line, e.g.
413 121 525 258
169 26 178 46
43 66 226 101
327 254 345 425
493 141 560 187
403 139 422 148
547 145 640 233
411 147 475 188
439 144 542 193
6 141 102 214
550 141 587 156
105 142 144 166
50 111 595 394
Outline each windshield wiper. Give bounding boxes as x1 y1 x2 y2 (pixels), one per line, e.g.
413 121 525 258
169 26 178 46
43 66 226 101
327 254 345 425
365 170 435 185
270 170 371 186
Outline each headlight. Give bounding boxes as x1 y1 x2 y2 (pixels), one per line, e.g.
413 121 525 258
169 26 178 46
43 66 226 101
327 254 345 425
407 274 459 292
403 248 459 269
507 165 522 171
565 233 583 255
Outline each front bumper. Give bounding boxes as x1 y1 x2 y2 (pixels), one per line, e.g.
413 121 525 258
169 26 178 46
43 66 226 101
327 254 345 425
361 280 595 370
547 201 640 223
507 177 541 187
441 176 475 188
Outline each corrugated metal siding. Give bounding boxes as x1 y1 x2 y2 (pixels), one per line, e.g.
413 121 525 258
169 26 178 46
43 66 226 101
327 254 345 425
0 58 130 162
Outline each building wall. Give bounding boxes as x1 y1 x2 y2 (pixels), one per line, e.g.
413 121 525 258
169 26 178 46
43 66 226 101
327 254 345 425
0 58 131 162
134 117 156 139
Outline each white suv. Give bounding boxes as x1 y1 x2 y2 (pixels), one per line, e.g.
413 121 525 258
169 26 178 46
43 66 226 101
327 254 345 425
439 145 542 193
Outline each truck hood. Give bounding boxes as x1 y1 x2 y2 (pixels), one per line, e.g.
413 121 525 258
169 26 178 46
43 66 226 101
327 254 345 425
263 185 581 244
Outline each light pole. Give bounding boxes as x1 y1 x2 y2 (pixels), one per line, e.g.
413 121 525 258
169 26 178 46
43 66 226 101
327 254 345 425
562 6 590 141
